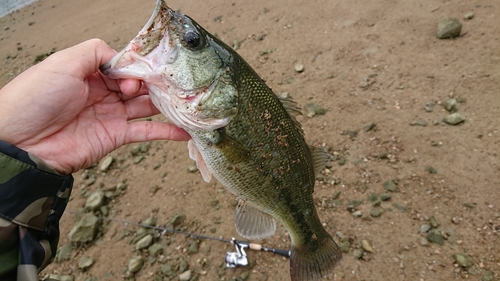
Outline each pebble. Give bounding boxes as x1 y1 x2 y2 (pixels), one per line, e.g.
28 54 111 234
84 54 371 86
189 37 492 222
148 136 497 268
78 257 94 270
133 155 144 164
187 241 199 255
294 63 304 73
68 213 99 243
99 155 114 172
55 243 73 263
443 112 466 125
370 207 385 218
161 264 173 276
148 243 164 257
130 144 141 155
383 180 397 192
419 224 432 233
424 101 436 112
361 239 374 253
464 12 474 20
142 216 157 227
420 237 430 246
429 216 439 228
425 166 438 174
179 258 189 273
364 122 377 132
482 270 494 281
352 210 362 218
85 190 105 211
380 193 392 201
339 239 351 253
437 18 462 39
241 270 250 280
353 249 364 259
444 98 457 112
410 120 427 127
128 256 144 273
453 253 473 268
59 275 75 281
135 234 154 250
304 103 327 118
178 270 192 281
188 162 198 172
426 230 444 245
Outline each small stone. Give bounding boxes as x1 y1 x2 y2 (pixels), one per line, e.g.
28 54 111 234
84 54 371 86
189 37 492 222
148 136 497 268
178 258 189 273
363 122 377 132
410 120 428 127
426 230 444 245
85 190 105 211
453 253 473 268
352 210 362 218
188 162 198 172
393 203 406 212
117 182 127 190
370 207 385 218
148 243 164 257
142 216 157 227
99 156 114 172
170 214 187 228
128 256 144 273
383 180 397 192
463 202 476 208
78 257 94 270
59 275 75 281
241 270 250 280
161 264 173 276
420 237 430 246
85 177 96 186
425 166 438 174
361 239 374 253
339 240 351 253
304 103 327 118
482 270 494 281
178 270 192 281
187 241 199 255
437 18 462 39
380 193 392 201
353 249 364 259
133 155 144 164
443 112 465 125
135 234 154 250
55 243 73 263
429 216 439 228
68 213 99 243
294 63 304 73
424 101 436 112
444 98 457 112
464 12 474 20
130 144 141 155
419 224 432 233
347 130 358 139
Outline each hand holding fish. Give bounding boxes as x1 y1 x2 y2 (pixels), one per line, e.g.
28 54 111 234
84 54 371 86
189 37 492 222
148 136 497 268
0 38 190 175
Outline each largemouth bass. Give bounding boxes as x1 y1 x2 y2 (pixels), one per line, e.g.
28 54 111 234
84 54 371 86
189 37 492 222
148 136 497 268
101 1 341 280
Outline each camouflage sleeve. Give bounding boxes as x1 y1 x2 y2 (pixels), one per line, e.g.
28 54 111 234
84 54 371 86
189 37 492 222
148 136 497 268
0 140 74 281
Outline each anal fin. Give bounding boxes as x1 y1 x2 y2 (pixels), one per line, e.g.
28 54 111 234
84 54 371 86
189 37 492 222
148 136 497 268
188 140 212 182
235 199 276 240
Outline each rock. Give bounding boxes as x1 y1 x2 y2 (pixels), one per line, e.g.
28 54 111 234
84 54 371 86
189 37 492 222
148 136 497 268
241 270 250 280
464 12 474 20
170 214 187 228
78 257 94 270
59 275 75 281
453 253 473 268
437 18 462 39
426 230 444 245
188 162 198 172
148 243 164 257
410 119 427 127
304 103 327 118
178 270 192 281
444 98 457 112
482 270 494 281
353 249 364 259
142 216 157 227
429 216 439 228
361 239 374 253
68 213 99 243
424 101 436 112
85 190 105 211
187 241 199 255
370 207 385 218
161 264 174 276
55 243 73 263
364 122 377 132
383 180 397 192
133 155 144 164
179 258 189 273
339 239 351 253
294 63 304 73
99 156 114 172
380 193 392 201
352 210 362 218
420 237 430 246
443 112 465 125
135 234 154 250
128 256 144 273
425 166 438 174
419 224 432 233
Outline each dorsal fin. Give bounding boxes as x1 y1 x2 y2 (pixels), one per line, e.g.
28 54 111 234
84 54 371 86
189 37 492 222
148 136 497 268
309 145 332 177
277 93 304 137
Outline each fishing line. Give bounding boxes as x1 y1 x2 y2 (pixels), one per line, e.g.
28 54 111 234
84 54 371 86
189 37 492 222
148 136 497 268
69 212 290 268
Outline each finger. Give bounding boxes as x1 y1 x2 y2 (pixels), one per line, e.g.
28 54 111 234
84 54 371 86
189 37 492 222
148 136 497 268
124 95 161 120
124 121 191 143
118 80 150 99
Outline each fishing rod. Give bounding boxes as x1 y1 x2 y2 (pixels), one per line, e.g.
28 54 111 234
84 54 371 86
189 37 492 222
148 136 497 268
86 214 291 268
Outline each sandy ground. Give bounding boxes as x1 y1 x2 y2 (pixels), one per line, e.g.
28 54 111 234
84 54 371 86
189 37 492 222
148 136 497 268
1 0 499 280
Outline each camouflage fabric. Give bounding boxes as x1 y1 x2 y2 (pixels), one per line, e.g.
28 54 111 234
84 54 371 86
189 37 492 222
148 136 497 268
0 140 74 281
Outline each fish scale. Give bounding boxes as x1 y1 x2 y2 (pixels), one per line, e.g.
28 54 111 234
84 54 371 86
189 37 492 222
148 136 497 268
100 0 342 280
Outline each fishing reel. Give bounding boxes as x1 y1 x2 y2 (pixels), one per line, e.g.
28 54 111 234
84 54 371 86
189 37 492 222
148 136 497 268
225 238 249 268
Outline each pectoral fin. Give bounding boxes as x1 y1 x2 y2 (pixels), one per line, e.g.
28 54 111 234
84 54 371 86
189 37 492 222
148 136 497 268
235 199 276 240
310 146 332 177
188 140 212 182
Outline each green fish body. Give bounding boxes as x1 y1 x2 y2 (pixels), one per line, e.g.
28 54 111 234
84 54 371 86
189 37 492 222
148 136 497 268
101 1 341 280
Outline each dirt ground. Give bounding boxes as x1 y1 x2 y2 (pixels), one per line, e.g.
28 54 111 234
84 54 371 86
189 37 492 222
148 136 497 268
1 0 499 280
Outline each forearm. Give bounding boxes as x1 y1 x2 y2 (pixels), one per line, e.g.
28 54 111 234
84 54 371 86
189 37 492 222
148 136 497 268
0 140 73 280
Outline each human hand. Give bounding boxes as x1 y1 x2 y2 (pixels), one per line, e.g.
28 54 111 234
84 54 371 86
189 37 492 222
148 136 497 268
0 39 190 174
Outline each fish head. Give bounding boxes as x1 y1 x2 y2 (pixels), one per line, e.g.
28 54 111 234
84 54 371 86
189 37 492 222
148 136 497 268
101 0 238 131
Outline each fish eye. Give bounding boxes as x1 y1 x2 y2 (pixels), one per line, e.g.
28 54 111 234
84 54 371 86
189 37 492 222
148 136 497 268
183 30 202 50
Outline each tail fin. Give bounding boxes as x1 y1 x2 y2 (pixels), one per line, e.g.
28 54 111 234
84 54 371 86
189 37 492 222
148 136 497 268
290 233 342 281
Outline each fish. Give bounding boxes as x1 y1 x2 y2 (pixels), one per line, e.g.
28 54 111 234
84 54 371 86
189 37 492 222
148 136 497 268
100 1 342 280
